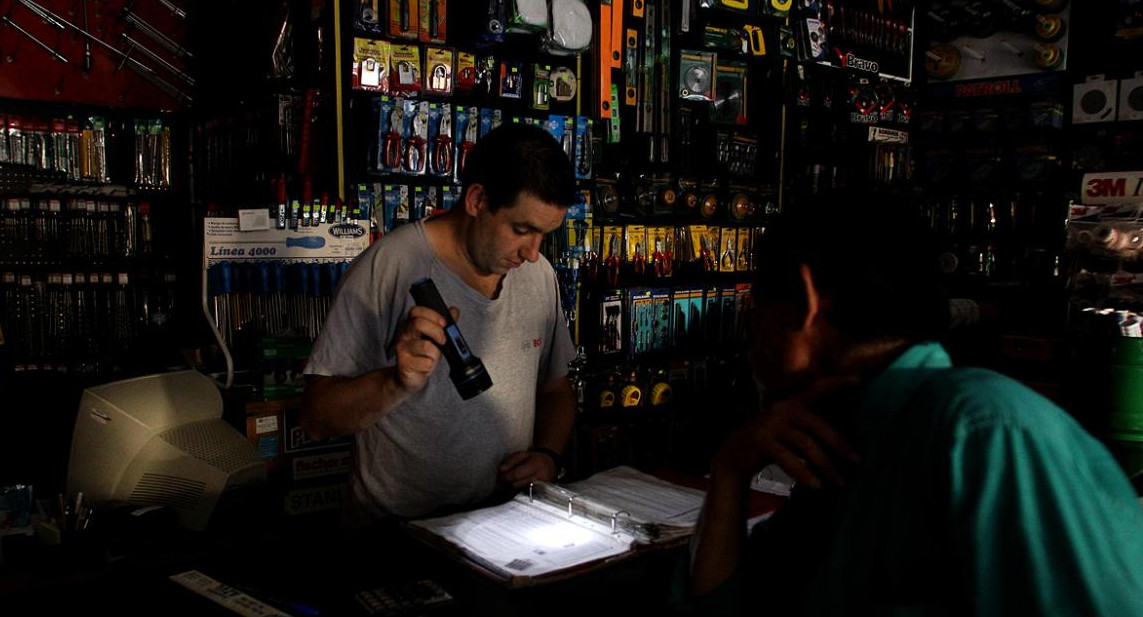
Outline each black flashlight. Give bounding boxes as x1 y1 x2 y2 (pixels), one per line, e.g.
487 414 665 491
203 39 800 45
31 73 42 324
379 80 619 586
410 278 493 400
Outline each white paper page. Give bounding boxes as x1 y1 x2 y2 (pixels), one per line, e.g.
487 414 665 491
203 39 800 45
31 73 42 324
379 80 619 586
564 466 705 526
411 499 632 579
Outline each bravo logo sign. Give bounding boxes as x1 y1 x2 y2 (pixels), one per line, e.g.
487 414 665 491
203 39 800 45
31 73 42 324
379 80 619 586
1084 172 1143 204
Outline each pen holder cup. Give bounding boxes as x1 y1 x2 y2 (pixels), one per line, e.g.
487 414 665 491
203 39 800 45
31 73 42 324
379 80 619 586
1108 338 1143 479
1109 338 1143 437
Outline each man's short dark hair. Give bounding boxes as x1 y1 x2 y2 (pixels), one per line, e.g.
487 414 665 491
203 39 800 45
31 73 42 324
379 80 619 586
459 122 577 212
752 195 950 343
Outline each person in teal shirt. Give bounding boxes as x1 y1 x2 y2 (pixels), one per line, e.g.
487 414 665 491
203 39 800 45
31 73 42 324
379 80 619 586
682 199 1143 616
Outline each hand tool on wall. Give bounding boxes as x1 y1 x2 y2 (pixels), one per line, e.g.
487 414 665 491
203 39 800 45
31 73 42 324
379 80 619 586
17 0 191 101
121 4 194 60
1 6 68 63
433 111 454 176
404 104 427 174
638 2 655 135
383 103 403 171
599 0 614 117
458 107 478 174
605 234 620 287
610 0 623 69
657 0 670 163
81 0 92 72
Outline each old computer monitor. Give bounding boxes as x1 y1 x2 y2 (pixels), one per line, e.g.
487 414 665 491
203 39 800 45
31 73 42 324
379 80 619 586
66 369 267 531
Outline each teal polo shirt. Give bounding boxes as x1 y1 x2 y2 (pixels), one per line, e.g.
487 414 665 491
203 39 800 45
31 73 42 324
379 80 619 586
680 342 1143 616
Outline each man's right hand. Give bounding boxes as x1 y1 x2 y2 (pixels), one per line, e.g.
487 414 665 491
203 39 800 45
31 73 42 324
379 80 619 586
713 376 861 490
392 305 460 393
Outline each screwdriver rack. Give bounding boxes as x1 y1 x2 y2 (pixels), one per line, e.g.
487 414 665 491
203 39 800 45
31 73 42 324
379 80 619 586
201 216 372 388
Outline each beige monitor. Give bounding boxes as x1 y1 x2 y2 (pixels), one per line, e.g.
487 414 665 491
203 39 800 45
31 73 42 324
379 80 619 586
66 370 266 531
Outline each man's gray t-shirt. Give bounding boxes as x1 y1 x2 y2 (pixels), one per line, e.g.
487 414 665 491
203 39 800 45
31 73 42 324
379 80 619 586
305 221 576 522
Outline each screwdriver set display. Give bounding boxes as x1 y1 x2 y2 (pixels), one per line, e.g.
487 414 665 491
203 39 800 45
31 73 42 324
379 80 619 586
202 218 372 351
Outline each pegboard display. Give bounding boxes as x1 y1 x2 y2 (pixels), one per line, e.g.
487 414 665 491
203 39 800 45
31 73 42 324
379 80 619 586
0 0 191 109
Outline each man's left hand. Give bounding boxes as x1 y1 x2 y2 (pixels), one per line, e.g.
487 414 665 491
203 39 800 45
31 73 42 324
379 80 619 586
498 451 557 489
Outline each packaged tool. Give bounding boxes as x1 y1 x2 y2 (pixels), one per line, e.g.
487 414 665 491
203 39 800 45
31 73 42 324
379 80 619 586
356 0 385 34
455 106 479 181
390 44 423 93
424 46 455 95
679 51 715 101
551 65 578 103
599 291 624 356
389 0 419 39
352 38 391 92
428 103 454 178
507 0 549 33
499 59 524 99
419 0 447 43
479 107 502 137
402 100 429 175
383 184 411 232
543 0 593 56
532 63 552 111
574 116 593 179
378 96 404 174
456 52 477 92
712 60 747 125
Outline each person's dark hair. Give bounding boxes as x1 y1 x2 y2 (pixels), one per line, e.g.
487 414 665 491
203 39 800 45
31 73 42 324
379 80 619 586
459 122 577 212
752 195 950 343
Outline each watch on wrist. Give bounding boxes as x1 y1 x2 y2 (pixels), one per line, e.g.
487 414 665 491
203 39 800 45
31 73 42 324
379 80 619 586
531 446 566 480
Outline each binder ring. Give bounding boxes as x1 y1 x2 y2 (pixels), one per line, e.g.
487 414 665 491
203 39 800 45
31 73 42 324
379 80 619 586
567 494 578 516
611 510 631 534
528 481 534 503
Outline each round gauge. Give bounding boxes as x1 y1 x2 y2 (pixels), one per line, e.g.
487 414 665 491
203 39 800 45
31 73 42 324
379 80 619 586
681 192 699 210
925 45 962 80
1033 43 1064 70
1034 14 1066 42
700 194 719 219
730 194 755 220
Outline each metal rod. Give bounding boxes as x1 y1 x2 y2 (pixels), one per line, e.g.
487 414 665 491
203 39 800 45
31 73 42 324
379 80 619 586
123 9 192 59
122 32 194 86
1 14 68 62
158 0 186 20
15 0 65 29
15 0 192 102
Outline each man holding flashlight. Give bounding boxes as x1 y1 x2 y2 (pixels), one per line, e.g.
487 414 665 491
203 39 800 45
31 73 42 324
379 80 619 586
301 123 578 526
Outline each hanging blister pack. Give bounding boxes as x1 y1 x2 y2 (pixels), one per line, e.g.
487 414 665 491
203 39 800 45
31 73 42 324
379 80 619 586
384 184 411 232
402 100 429 175
679 51 715 101
355 0 384 34
574 116 593 180
712 60 747 125
419 0 447 43
353 38 391 92
532 63 552 111
508 0 549 33
456 52 477 92
424 47 455 95
413 185 439 220
454 106 478 181
391 44 423 93
378 96 404 174
480 107 502 138
389 0 419 39
500 59 524 99
542 0 593 56
428 103 454 178
440 186 461 212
